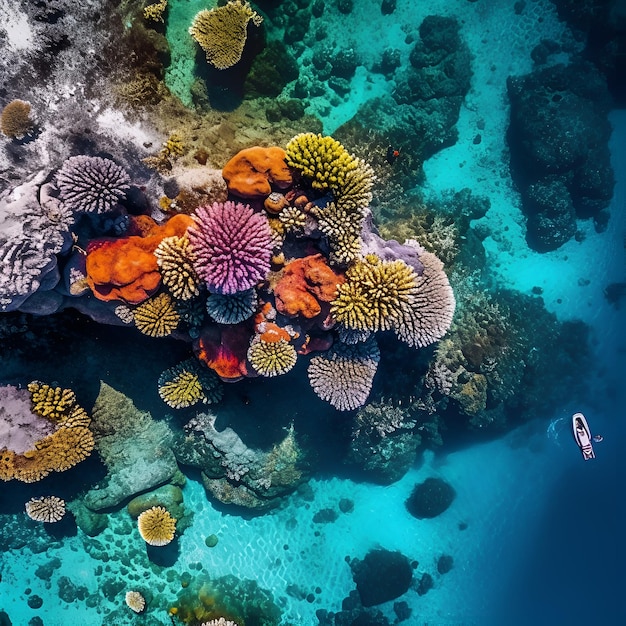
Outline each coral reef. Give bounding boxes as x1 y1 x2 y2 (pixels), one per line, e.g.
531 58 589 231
188 201 273 294
189 1 263 70
84 382 178 511
25 496 66 523
137 505 177 546
55 156 131 215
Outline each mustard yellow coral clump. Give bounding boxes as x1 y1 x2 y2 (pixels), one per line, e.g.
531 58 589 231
143 0 168 22
158 359 223 408
154 235 200 301
189 1 263 70
331 256 419 332
137 505 177 546
285 133 361 195
133 292 180 337
1 383 94 483
247 338 297 377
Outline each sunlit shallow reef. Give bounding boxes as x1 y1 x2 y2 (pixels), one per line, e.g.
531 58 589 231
1 0 617 624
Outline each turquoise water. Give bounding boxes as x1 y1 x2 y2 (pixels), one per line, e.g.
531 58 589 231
1 1 625 625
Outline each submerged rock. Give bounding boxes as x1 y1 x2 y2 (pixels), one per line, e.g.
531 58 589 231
406 477 456 519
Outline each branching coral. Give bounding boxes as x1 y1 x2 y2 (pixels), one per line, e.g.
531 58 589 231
312 201 364 266
188 201 273 294
133 292 180 337
137 505 176 546
206 289 258 324
154 234 200 301
27 382 77 421
25 496 66 523
331 255 418 333
55 155 130 214
158 358 223 408
247 337 297 377
143 0 167 22
307 339 380 411
189 1 263 70
0 99 35 139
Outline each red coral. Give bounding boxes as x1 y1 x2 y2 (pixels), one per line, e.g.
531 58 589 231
195 324 251 381
274 254 345 319
85 214 194 304
222 146 293 199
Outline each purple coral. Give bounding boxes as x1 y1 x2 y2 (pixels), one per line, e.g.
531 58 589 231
188 201 273 295
307 338 380 411
55 155 130 214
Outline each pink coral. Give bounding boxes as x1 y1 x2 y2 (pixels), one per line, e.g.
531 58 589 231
188 201 273 295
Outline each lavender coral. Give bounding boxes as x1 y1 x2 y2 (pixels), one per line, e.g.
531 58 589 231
55 155 130 214
307 339 381 411
188 201 273 295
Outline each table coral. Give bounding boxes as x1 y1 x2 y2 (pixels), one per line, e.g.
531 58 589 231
189 0 263 70
222 146 293 199
133 292 180 337
188 201 273 294
137 505 176 546
274 254 344 319
55 155 130 215
85 214 193 304
307 338 381 411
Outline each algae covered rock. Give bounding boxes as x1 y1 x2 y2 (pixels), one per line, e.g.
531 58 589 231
83 382 179 511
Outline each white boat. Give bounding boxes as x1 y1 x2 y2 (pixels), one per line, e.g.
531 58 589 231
572 412 595 460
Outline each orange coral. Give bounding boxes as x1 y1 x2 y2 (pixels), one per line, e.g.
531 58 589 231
222 146 293 199
274 254 344 319
85 214 194 304
196 325 251 381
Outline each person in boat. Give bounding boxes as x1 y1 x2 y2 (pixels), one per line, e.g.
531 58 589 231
573 413 596 460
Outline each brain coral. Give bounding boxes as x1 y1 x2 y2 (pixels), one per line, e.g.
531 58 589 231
137 505 176 546
206 289 258 324
154 234 200 301
55 155 130 214
189 0 263 70
247 337 298 377
133 292 180 337
307 338 380 411
188 201 273 295
158 358 223 408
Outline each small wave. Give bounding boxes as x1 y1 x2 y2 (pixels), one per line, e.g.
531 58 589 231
547 416 567 447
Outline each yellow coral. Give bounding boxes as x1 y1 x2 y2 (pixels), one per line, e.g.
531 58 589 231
331 256 418 332
143 0 168 23
189 1 263 70
1 384 94 483
133 292 180 337
137 505 177 546
27 382 77 422
285 133 360 195
154 235 200 301
158 359 223 408
247 338 297 377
